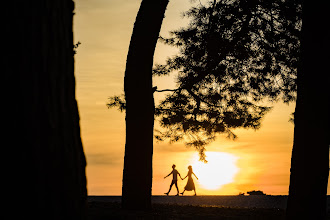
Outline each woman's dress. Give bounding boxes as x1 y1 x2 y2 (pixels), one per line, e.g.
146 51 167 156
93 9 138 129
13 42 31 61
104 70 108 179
184 171 195 191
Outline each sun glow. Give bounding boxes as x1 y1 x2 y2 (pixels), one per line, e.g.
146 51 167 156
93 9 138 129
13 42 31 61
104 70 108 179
190 152 239 190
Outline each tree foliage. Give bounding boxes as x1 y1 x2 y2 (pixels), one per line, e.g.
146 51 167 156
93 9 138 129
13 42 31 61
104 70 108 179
152 0 301 160
108 0 302 161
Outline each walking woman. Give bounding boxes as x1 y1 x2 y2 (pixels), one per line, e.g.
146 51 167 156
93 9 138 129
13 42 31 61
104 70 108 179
180 165 198 196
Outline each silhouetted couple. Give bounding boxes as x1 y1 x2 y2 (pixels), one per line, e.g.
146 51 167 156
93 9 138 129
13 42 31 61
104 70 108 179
164 164 198 196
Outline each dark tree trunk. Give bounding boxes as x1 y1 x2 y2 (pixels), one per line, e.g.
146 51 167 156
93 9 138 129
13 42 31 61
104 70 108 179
5 1 87 219
122 0 169 210
286 1 330 219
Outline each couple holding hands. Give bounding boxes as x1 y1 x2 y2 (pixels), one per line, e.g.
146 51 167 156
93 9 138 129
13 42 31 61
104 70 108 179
164 164 198 196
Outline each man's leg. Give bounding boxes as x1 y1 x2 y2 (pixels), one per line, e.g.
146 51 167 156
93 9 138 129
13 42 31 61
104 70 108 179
174 181 179 195
165 181 174 195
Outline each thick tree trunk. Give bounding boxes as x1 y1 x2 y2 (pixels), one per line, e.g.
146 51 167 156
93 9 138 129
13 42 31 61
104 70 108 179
123 0 169 210
6 1 87 219
286 1 330 219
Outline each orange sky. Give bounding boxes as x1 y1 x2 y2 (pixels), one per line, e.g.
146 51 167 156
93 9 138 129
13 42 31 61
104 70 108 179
74 0 328 196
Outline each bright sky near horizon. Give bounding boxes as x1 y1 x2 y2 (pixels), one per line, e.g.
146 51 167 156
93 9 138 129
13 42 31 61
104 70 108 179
74 0 328 196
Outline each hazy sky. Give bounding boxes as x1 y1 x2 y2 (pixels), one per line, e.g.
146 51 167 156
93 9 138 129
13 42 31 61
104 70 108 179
73 0 327 196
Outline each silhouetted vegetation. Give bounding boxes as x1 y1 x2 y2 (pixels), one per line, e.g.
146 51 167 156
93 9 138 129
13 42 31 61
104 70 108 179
120 0 169 211
285 1 330 219
6 0 87 219
73 41 81 55
152 0 301 160
109 0 302 161
247 190 266 195
108 0 329 218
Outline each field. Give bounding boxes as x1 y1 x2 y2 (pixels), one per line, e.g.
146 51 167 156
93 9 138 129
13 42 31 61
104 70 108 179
88 202 285 219
87 195 330 219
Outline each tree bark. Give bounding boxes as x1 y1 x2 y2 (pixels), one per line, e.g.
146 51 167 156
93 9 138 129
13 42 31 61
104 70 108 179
122 0 169 210
286 1 330 219
5 1 87 219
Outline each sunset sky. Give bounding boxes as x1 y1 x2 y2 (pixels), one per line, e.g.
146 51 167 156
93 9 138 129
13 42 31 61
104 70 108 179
73 0 328 196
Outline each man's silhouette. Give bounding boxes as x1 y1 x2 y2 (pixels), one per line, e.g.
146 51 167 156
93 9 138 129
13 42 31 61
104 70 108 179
164 164 182 196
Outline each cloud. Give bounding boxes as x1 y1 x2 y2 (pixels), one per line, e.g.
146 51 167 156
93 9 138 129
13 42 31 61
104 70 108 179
154 142 196 153
86 152 122 166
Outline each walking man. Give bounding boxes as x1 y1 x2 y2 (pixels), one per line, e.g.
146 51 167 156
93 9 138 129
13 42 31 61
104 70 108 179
164 164 182 196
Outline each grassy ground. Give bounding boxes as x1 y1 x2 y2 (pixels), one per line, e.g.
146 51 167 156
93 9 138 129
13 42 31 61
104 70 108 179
87 201 287 220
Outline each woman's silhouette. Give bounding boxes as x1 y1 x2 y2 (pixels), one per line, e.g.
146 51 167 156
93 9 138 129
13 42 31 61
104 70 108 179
180 165 198 196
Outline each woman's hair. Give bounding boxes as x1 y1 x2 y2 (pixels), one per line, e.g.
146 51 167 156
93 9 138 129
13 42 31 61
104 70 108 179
188 165 192 170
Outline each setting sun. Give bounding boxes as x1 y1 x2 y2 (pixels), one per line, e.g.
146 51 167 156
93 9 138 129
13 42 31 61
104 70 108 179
190 152 239 190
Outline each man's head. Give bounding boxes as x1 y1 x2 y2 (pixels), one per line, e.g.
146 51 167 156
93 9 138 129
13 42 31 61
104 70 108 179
172 164 176 169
